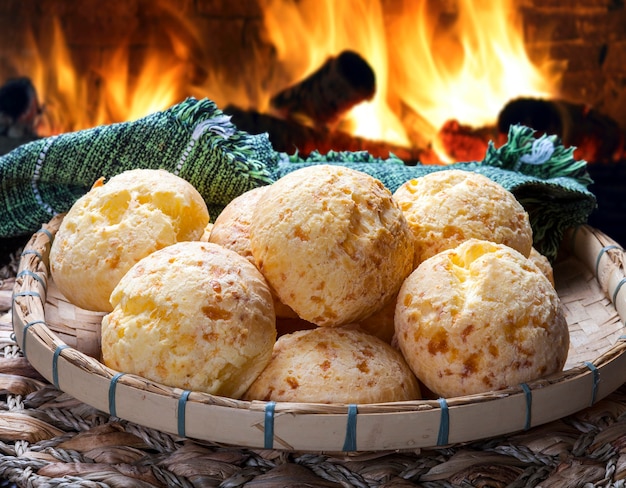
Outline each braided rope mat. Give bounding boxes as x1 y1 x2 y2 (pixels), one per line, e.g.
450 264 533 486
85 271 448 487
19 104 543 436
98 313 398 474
3 246 626 487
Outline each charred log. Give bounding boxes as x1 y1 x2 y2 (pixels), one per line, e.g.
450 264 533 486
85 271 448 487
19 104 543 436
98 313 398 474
498 97 625 163
224 104 432 164
269 50 376 127
0 77 41 138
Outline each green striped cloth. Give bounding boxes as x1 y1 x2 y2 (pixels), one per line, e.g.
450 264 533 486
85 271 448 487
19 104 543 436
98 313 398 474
0 97 596 261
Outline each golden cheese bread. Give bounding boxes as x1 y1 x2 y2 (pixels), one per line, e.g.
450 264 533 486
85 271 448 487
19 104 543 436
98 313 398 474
243 326 421 403
395 239 569 398
208 187 267 262
249 164 414 327
528 247 555 286
209 186 297 319
393 169 533 268
101 241 276 399
50 169 209 312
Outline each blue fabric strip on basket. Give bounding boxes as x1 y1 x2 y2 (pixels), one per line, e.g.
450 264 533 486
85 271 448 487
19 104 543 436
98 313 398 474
13 290 40 299
520 383 533 431
52 344 70 389
12 291 41 352
595 245 623 277
20 249 42 261
584 362 600 405
177 390 191 437
20 319 45 358
109 372 125 417
16 270 47 291
35 227 54 241
342 404 358 452
264 401 276 449
612 278 626 306
437 398 450 446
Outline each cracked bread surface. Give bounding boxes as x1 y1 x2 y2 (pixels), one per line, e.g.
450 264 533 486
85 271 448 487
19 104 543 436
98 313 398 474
101 241 276 398
395 239 568 398
249 164 414 327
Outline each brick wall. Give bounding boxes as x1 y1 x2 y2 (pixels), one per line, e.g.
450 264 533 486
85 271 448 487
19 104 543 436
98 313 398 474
519 0 626 128
1 0 625 129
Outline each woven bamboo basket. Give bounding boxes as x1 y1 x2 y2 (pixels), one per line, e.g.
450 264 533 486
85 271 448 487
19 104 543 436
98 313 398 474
10 214 626 453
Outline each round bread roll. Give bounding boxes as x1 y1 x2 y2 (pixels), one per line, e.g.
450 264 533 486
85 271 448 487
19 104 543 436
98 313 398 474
529 247 555 286
249 164 415 327
209 187 267 261
50 169 210 312
101 241 276 399
209 186 297 319
393 169 533 267
395 239 569 398
243 326 421 403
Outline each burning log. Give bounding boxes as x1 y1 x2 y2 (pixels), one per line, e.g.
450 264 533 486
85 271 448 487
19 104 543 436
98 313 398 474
224 105 440 164
497 97 625 163
397 100 438 151
269 50 376 127
224 104 433 164
437 119 499 163
0 77 41 138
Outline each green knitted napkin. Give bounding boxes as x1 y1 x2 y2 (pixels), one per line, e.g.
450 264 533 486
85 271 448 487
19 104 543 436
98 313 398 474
0 97 279 237
0 97 596 261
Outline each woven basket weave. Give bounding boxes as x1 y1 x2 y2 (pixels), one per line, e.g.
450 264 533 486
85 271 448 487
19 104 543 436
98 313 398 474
10 215 626 453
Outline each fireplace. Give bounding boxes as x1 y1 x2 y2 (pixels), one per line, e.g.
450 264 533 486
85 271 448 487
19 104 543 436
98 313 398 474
1 0 625 244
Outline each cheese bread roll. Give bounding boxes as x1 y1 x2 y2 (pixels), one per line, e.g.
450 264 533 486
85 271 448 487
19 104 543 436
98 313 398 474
395 239 569 398
354 294 397 344
249 165 414 327
50 169 209 312
209 186 297 319
243 326 421 403
101 241 276 399
393 169 533 267
528 247 555 286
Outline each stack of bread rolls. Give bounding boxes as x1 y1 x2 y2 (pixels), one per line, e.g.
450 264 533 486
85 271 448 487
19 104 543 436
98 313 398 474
49 164 569 403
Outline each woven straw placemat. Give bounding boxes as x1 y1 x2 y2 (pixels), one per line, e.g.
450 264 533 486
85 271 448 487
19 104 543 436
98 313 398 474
2 231 626 487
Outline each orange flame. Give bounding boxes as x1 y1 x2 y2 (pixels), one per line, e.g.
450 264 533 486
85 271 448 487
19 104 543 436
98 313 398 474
9 1 562 161
15 14 199 136
261 0 562 157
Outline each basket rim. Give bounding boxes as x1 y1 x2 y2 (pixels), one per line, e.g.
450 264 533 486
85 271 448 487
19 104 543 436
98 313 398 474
11 214 626 452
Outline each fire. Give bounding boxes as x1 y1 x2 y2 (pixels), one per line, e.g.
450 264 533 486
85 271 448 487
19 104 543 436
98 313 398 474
15 16 198 137
8 1 562 161
261 0 410 146
389 0 561 159
389 0 558 128
261 0 561 159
